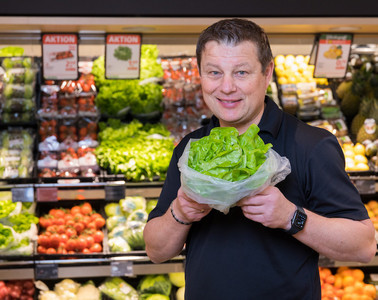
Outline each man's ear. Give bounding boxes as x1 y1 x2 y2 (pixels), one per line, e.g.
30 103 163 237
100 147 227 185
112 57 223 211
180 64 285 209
264 60 274 87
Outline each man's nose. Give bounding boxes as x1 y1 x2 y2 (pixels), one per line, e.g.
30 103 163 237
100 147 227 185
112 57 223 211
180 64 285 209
220 74 237 93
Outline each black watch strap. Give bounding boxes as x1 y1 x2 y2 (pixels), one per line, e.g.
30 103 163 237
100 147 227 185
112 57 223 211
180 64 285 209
284 206 307 235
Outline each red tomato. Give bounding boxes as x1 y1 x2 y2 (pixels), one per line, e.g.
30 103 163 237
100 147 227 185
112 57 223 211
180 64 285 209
37 245 46 253
65 227 77 238
82 248 91 254
53 218 65 226
90 213 102 221
39 216 52 228
60 233 68 243
64 214 73 222
76 236 87 251
66 239 77 251
87 222 97 230
85 235 95 248
74 222 85 234
89 243 102 253
38 235 50 248
56 225 66 234
50 233 61 248
71 206 81 215
66 219 75 228
92 230 104 243
82 215 91 226
46 225 58 233
94 217 106 229
81 202 92 215
46 248 57 254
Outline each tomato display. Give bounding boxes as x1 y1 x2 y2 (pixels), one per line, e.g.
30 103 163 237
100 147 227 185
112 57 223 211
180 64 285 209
37 202 105 254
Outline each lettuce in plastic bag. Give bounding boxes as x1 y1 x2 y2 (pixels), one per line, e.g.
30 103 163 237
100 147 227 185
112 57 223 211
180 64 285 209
179 124 291 214
188 124 271 181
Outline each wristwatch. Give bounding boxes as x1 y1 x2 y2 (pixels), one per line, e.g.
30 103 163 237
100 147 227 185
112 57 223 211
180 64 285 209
285 206 307 235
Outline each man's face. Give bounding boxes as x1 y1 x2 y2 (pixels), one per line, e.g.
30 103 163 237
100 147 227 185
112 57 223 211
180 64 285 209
200 40 273 134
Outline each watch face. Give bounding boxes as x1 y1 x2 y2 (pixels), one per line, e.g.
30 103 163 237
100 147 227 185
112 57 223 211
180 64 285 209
294 211 307 229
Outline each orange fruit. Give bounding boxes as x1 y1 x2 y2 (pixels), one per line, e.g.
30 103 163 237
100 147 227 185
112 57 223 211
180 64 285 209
344 286 356 294
325 274 335 284
352 269 365 282
362 284 376 298
354 281 364 294
343 275 355 287
360 295 373 300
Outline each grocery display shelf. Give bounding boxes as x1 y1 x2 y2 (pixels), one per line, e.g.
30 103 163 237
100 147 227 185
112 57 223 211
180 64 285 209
0 252 185 280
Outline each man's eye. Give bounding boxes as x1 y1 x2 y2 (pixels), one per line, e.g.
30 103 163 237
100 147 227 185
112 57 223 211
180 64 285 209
210 71 220 76
237 71 247 76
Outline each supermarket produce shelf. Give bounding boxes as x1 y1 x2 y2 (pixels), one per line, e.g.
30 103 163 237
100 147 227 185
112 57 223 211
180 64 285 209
0 253 185 280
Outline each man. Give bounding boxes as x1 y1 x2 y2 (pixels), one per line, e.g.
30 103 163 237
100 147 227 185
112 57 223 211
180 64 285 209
144 18 376 299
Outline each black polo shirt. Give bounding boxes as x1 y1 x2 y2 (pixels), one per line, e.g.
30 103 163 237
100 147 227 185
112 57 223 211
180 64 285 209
148 97 369 300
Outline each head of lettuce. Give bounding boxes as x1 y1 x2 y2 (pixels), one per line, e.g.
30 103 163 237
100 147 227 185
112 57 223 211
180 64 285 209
178 124 291 214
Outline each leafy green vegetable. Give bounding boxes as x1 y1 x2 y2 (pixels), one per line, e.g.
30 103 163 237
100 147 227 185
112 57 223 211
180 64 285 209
0 224 14 249
0 200 18 219
104 203 122 217
99 277 139 300
92 45 164 115
138 275 172 297
114 46 132 61
8 212 38 233
95 119 174 181
188 124 272 181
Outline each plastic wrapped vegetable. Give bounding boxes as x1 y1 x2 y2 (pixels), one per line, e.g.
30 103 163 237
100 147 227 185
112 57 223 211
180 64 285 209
106 215 127 232
76 281 101 300
123 221 145 250
108 236 131 253
99 277 139 300
138 275 172 297
104 202 122 217
178 124 291 214
120 197 146 216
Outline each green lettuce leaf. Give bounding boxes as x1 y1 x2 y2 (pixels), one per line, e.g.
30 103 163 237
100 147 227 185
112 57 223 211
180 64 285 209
188 124 272 181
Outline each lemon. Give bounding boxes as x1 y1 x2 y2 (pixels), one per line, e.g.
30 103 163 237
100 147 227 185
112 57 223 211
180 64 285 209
277 77 288 85
274 66 285 77
354 154 368 164
353 143 365 155
344 149 355 158
345 158 355 171
355 162 369 171
304 55 310 64
298 62 308 73
295 55 305 65
343 143 354 151
274 55 285 66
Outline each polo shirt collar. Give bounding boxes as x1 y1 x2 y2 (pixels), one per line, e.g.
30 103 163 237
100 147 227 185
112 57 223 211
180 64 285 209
256 96 283 138
208 96 282 138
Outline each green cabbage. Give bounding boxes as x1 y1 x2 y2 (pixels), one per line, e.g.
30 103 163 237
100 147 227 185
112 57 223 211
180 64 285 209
188 124 272 181
138 275 172 297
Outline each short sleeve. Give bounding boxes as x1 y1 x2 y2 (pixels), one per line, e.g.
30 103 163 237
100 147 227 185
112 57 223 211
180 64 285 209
305 135 369 221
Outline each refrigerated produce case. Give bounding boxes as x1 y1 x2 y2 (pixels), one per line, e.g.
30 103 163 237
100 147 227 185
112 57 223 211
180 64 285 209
0 11 377 299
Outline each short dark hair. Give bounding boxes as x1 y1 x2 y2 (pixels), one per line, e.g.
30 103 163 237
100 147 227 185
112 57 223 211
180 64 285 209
196 18 273 73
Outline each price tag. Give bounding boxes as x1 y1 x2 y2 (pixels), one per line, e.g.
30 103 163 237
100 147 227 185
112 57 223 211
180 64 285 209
35 263 58 280
36 187 58 202
105 33 141 79
11 187 34 202
105 184 126 201
353 179 376 194
313 33 353 78
42 33 78 80
110 261 133 276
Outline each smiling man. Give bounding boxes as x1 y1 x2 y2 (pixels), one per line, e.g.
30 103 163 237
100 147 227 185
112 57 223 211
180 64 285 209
143 18 376 300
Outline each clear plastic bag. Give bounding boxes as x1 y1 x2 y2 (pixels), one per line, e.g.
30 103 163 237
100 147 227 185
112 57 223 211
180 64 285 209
178 138 292 214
